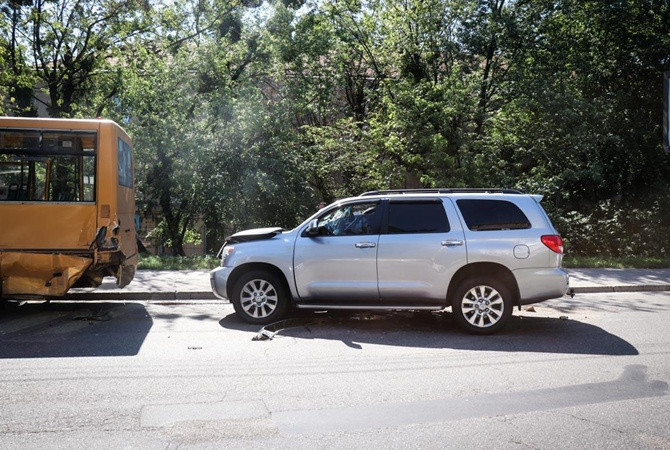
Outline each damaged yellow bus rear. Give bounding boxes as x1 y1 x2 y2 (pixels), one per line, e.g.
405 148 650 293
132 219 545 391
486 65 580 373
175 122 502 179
0 117 137 299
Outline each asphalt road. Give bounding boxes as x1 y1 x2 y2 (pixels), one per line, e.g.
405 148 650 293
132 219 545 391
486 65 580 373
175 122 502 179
0 292 669 449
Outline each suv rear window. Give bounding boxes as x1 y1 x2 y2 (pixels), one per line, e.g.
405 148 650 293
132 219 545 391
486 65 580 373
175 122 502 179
457 199 531 231
386 201 449 233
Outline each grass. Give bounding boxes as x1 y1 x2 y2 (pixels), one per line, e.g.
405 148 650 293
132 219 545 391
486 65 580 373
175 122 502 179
137 255 220 271
562 255 670 269
138 254 670 270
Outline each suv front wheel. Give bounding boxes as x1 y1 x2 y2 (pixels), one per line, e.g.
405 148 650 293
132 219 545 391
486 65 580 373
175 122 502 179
452 277 513 334
231 270 289 325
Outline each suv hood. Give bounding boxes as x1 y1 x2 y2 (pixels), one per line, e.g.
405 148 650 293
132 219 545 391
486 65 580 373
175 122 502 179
226 227 284 244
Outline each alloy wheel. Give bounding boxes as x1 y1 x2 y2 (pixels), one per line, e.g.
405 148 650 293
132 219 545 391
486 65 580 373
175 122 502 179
460 285 505 329
239 279 279 319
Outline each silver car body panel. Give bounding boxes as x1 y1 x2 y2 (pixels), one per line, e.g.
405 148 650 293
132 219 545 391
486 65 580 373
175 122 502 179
376 199 467 303
210 192 569 308
514 267 569 304
293 233 380 301
210 231 300 300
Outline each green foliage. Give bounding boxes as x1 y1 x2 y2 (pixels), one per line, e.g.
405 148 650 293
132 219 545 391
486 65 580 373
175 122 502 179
1 0 152 117
552 196 670 258
2 0 669 258
147 219 203 248
562 255 670 270
138 255 220 270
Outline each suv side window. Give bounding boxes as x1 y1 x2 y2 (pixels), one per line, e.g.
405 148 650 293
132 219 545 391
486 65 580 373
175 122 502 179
457 199 531 231
316 201 381 236
386 201 450 233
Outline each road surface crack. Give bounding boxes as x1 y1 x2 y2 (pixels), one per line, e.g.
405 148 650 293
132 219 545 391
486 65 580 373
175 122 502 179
557 411 627 435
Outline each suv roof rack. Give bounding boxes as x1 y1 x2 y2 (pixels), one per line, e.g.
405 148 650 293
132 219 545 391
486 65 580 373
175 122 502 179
359 188 524 196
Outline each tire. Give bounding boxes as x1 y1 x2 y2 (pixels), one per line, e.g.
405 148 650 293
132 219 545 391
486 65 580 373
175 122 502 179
231 270 289 325
451 277 513 334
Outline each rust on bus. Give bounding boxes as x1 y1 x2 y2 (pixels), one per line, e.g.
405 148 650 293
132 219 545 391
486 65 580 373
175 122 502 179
0 117 138 298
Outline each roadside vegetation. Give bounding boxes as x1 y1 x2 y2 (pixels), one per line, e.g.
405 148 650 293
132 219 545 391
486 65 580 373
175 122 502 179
562 255 670 269
137 255 221 271
2 0 669 260
137 254 670 271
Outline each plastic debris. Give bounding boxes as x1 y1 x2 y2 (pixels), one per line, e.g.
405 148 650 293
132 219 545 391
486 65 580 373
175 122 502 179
252 317 327 341
252 329 277 341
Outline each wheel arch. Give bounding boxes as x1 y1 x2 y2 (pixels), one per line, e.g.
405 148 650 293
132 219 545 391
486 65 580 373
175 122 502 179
226 263 293 303
447 262 521 309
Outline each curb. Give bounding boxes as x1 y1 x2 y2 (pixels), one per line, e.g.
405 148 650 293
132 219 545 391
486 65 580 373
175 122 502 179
59 286 670 301
570 285 670 294
63 291 217 301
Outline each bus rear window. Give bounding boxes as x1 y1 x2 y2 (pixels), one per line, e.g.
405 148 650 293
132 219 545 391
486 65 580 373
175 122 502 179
118 138 133 188
0 130 96 202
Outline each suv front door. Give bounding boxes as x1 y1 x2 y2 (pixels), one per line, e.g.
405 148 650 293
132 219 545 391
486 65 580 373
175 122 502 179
294 201 382 303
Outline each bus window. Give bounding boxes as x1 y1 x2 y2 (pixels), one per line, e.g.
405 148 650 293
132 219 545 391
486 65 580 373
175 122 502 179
0 130 96 202
118 138 133 188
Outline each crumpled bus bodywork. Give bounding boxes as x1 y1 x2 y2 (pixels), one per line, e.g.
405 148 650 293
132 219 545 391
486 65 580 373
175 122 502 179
0 118 137 298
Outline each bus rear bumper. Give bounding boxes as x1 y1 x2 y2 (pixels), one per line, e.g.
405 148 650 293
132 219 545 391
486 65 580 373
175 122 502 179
0 251 91 298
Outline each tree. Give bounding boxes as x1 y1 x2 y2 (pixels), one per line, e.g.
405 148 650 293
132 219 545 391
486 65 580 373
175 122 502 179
0 0 151 117
483 0 670 255
107 0 313 254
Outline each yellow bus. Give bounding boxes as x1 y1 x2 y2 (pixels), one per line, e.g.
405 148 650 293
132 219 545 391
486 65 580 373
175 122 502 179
0 117 137 299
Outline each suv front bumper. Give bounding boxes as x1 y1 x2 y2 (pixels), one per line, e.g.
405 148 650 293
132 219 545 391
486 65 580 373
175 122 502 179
210 266 233 301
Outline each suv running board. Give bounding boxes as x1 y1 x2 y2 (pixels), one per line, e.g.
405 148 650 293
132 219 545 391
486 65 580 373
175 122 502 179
295 304 446 311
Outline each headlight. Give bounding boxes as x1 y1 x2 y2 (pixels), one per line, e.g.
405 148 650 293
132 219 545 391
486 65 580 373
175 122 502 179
221 245 235 265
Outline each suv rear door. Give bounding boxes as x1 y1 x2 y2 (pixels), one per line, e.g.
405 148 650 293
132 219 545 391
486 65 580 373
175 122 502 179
377 198 467 304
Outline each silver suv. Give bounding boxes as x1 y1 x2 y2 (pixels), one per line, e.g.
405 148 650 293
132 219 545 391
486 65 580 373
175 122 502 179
210 189 569 334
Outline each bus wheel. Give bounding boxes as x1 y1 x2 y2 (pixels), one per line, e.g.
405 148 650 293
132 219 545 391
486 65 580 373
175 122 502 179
231 271 289 325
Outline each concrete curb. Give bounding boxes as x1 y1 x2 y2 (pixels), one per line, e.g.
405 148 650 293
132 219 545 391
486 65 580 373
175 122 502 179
60 285 670 301
570 285 670 294
63 291 217 301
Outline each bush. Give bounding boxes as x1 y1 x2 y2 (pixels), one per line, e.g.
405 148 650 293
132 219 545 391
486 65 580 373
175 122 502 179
551 198 670 258
138 255 220 270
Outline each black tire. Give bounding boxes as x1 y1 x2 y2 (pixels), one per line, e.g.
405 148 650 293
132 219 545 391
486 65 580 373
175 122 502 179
451 277 513 334
231 270 289 325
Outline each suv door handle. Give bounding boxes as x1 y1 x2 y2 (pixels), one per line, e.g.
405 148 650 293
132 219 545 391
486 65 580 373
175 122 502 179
441 239 464 247
355 242 377 249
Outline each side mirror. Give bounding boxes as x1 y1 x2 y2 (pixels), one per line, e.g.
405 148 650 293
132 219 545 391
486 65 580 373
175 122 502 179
305 219 319 236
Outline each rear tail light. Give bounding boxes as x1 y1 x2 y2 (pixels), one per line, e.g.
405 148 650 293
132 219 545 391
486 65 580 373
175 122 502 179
541 235 564 254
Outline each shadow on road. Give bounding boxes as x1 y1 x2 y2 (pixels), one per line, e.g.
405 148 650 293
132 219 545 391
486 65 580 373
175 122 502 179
0 301 152 358
219 310 638 356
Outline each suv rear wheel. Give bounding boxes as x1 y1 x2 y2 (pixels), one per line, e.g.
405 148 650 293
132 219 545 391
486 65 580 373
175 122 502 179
452 277 513 334
231 270 289 324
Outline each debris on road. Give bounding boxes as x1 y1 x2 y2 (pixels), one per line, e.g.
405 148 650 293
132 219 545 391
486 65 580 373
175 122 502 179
71 309 110 321
252 317 328 341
